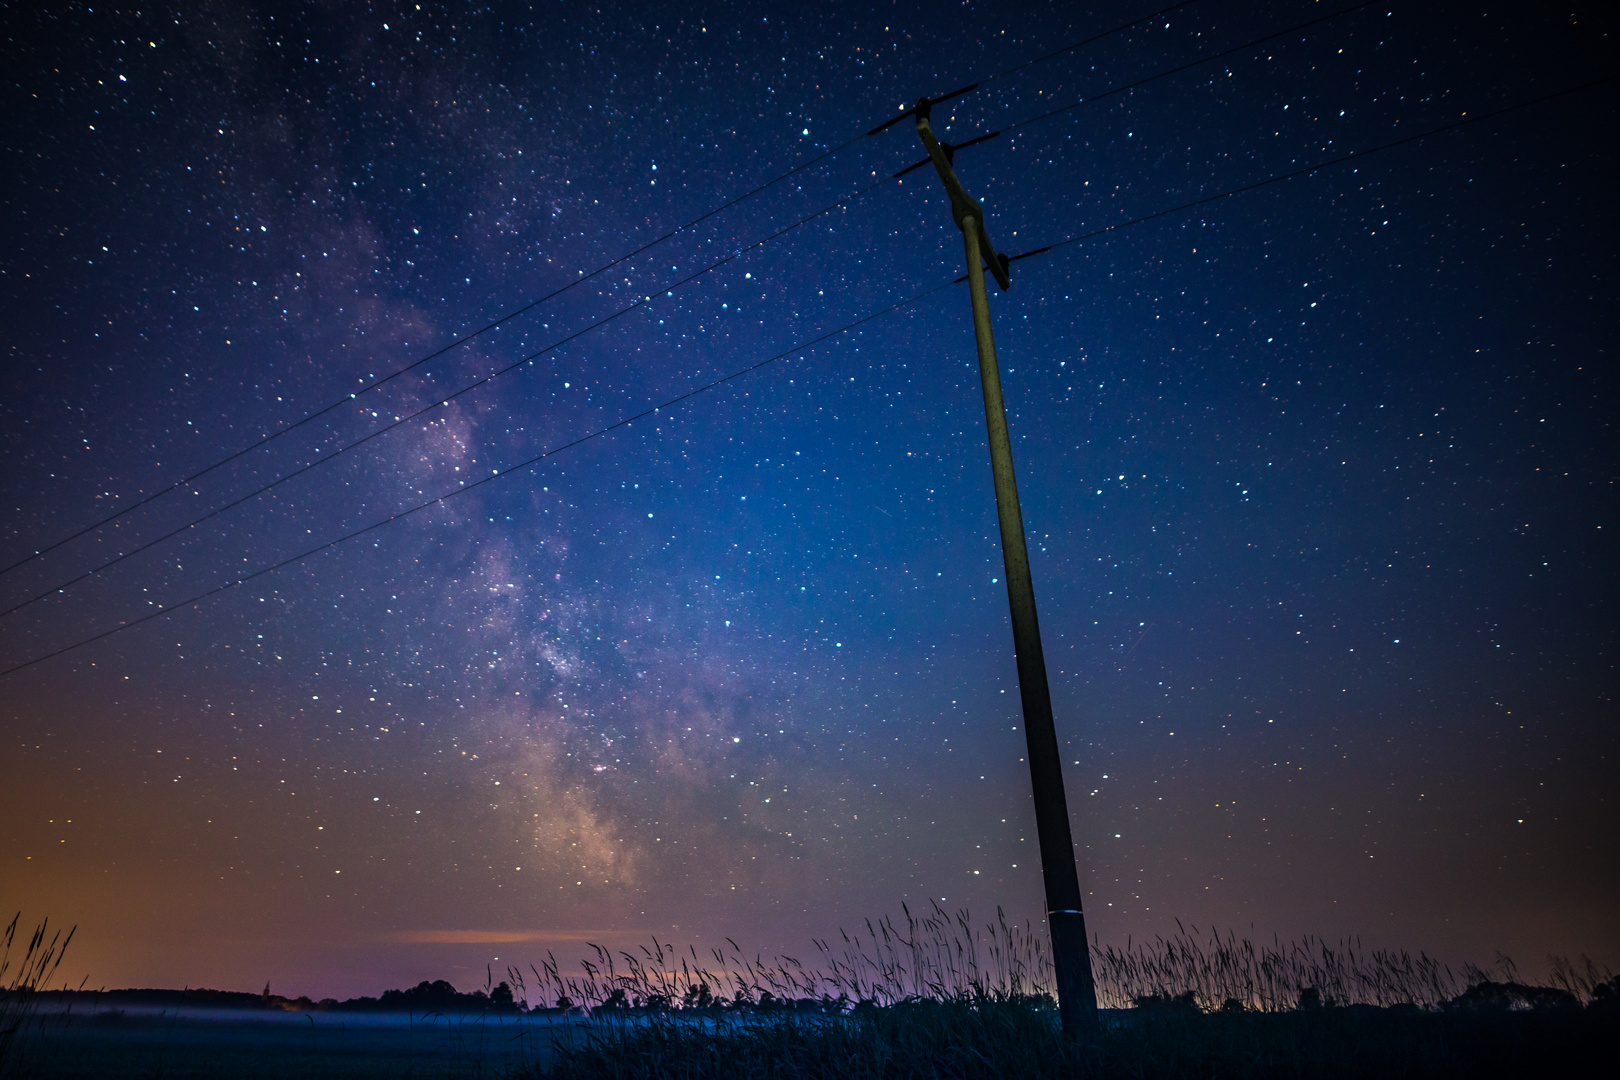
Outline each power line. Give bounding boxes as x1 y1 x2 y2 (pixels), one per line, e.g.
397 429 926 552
890 0 1377 177
866 0 1202 133
1 0 1204 582
6 77 1608 679
985 0 1203 86
3 75 1606 679
0 174 890 622
1000 77 1617 271
4 0 1515 626
8 4 1306 619
0 160 855 583
0 281 957 679
999 0 1375 136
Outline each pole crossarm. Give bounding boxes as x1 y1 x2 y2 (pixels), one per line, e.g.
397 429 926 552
866 82 981 135
892 128 1001 179
912 98 1011 291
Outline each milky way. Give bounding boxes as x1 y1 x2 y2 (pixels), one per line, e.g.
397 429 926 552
2 1 1614 998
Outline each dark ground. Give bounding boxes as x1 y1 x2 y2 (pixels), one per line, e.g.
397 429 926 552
5 999 1615 1079
6 1003 564 1079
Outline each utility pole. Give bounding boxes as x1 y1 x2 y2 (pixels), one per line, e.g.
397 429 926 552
911 97 1100 1039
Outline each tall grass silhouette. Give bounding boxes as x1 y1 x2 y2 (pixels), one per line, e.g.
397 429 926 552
1090 918 1463 1011
509 905 1615 1080
0 912 74 1077
513 902 1054 1015
513 902 1530 1014
3 905 1612 1078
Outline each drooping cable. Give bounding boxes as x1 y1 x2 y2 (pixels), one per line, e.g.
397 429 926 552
997 77 1616 271
1 0 1207 581
12 1 1338 619
998 0 1374 137
0 281 957 678
3 76 1607 679
0 174 891 621
888 0 1378 177
866 0 1203 133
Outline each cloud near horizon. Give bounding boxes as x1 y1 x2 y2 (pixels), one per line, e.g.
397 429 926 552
383 928 634 944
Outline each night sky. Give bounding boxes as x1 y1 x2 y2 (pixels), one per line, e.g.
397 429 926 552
2 1 1614 1000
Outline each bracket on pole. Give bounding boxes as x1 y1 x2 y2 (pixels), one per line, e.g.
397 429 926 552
866 82 980 135
892 129 1001 179
913 98 1010 290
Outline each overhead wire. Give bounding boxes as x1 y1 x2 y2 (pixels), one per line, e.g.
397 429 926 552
889 0 1377 177
6 0 1346 620
866 0 1202 133
0 0 1204 581
994 76 1617 272
3 75 1609 679
0 174 891 622
997 0 1376 138
0 281 958 679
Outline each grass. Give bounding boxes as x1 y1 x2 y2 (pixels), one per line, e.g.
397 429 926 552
0 912 75 1078
3 904 1614 1078
510 903 1618 1080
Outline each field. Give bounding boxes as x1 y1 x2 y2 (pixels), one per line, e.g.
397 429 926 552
3 907 1614 1079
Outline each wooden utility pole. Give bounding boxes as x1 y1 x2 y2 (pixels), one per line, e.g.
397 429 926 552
911 97 1100 1038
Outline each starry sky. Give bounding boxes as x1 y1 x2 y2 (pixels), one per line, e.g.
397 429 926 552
1 0 1614 1000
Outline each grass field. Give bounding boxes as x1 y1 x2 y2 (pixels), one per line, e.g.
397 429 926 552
528 998 1615 1080
4 906 1615 1079
518 903 1616 1079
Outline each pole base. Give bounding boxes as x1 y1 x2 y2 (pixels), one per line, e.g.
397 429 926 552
1049 909 1100 1040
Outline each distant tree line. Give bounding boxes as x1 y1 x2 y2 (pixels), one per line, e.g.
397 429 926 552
30 978 523 1014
